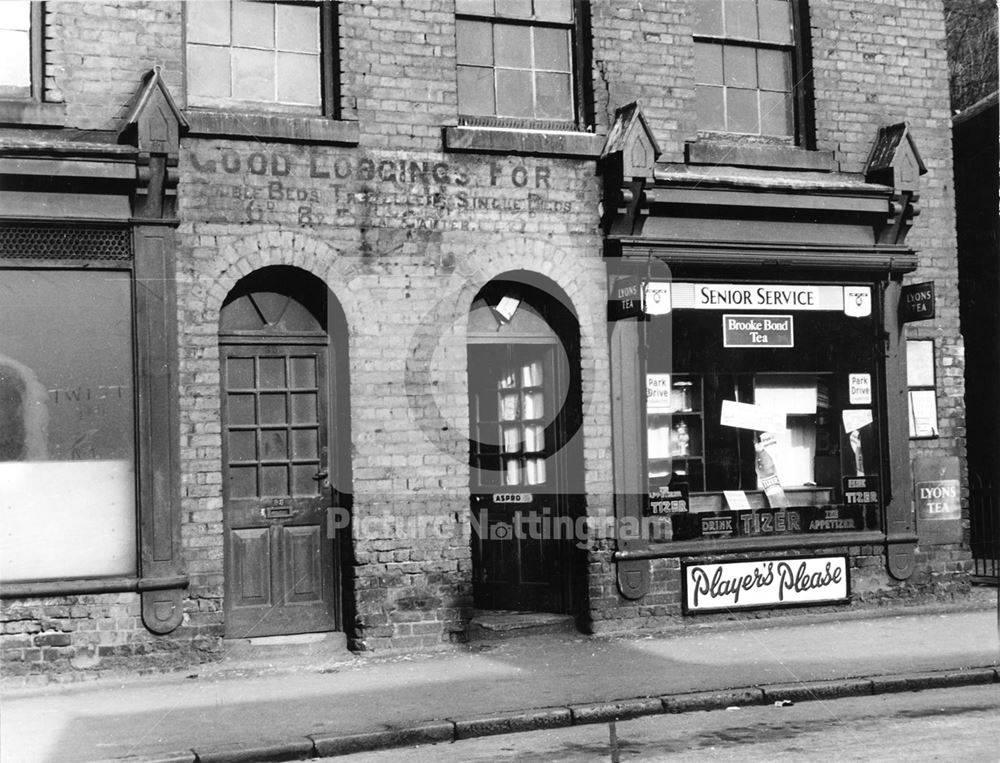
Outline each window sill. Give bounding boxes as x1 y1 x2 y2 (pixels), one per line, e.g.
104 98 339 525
0 100 67 127
444 124 603 158
614 530 895 560
185 109 359 145
686 139 838 172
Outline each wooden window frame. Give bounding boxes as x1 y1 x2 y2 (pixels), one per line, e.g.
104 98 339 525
455 0 593 132
183 0 341 119
0 1 43 102
693 0 814 148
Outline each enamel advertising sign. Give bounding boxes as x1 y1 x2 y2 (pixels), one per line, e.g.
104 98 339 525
683 556 850 613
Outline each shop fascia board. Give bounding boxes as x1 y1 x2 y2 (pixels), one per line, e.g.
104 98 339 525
644 184 892 217
0 140 138 221
611 239 918 274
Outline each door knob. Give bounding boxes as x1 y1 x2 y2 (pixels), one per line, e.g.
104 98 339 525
313 470 329 481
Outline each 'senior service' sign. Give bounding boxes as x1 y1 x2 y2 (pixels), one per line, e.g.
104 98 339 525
683 556 849 613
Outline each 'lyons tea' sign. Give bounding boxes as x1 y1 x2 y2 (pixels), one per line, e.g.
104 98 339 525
683 556 849 613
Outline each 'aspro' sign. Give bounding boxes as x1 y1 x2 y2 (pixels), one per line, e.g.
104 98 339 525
683 556 849 613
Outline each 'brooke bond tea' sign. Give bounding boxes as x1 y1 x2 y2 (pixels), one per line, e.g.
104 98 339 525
683 556 849 613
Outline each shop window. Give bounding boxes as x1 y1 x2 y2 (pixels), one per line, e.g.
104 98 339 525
906 339 938 438
644 281 883 541
455 0 588 128
185 0 337 115
692 0 811 141
0 1 40 100
0 269 137 582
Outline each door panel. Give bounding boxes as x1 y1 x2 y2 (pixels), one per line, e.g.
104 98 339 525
222 343 338 638
469 343 572 612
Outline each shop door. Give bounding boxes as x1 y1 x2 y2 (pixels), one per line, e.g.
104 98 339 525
469 343 573 612
220 285 340 637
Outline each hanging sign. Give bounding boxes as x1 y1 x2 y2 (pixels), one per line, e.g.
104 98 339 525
723 314 793 347
608 275 642 321
900 282 935 322
683 556 850 613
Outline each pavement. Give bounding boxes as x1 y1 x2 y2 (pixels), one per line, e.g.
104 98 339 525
2 594 998 763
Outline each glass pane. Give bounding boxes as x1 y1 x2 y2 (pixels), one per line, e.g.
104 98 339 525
534 0 573 23
292 464 319 496
275 3 319 53
186 0 230 45
277 52 320 106
260 393 287 424
696 84 725 125
291 392 318 424
292 428 318 459
261 464 288 496
504 457 522 485
725 0 758 39
0 2 31 31
524 424 545 452
228 393 256 425
723 45 756 87
229 465 257 497
227 357 254 389
232 0 273 48
259 357 286 389
499 392 520 421
691 0 723 36
523 391 544 419
533 27 570 71
494 24 532 69
727 87 760 132
457 19 493 66
758 0 792 44
535 72 573 120
290 357 317 388
187 44 232 99
455 0 495 14
694 42 723 85
759 89 793 136
260 429 288 460
229 430 257 462
758 47 791 91
457 66 496 115
495 0 532 18
232 47 275 101
496 68 533 117
0 30 29 88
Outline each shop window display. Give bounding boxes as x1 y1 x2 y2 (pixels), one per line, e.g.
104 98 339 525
644 281 882 540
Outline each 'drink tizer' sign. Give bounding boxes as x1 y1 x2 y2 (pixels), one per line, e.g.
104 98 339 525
723 314 794 347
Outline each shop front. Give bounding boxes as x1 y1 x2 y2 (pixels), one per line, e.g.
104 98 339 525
599 106 927 614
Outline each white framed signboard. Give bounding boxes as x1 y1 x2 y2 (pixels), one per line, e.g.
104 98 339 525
683 556 850 613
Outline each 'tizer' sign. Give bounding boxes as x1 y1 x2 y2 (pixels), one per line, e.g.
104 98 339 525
723 314 794 347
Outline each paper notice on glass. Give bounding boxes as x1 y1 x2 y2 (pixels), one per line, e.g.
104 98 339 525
720 400 785 432
647 374 673 413
754 375 818 414
723 490 753 511
842 408 874 433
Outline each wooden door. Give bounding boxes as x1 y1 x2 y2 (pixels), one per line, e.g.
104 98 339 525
221 341 338 637
469 343 572 612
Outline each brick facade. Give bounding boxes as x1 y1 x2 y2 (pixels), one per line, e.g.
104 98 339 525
1 1 968 680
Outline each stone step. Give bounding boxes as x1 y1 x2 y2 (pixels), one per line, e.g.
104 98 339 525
466 611 578 642
216 631 354 674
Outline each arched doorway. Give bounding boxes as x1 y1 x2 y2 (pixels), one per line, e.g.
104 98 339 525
467 276 584 613
219 266 350 638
